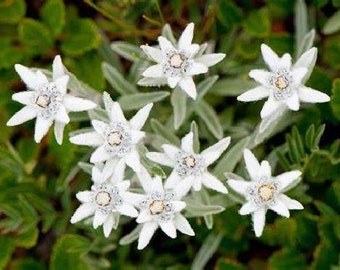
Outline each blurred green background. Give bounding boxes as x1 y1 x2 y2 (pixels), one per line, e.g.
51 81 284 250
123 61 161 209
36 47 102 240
1 0 340 269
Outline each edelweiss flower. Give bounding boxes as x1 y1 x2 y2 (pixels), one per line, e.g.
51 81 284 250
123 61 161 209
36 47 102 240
7 56 97 144
70 92 153 173
138 23 225 100
237 44 330 118
227 149 303 237
70 164 139 237
128 168 194 250
146 131 230 195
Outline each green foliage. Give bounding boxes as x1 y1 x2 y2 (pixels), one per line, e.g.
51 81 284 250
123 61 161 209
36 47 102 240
0 0 26 24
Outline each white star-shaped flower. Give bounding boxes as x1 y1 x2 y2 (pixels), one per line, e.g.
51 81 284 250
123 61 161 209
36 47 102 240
7 56 97 144
70 163 139 237
70 92 153 173
227 149 304 237
138 23 225 100
146 131 230 195
237 44 330 118
126 168 194 250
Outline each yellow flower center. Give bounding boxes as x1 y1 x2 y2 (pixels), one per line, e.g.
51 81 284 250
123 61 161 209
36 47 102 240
169 53 184 68
184 155 196 168
95 191 111 206
258 184 275 201
274 76 289 90
149 200 165 215
107 132 122 146
36 94 51 108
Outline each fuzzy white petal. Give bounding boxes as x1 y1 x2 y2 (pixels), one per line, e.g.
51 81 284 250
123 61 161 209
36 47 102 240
129 103 153 130
239 201 259 215
90 146 112 163
181 132 194 153
103 214 115 237
185 44 200 58
165 170 182 189
63 95 97 112
227 179 251 197
137 209 153 223
12 91 34 106
110 102 127 123
129 130 145 144
125 151 141 173
118 203 138 217
243 149 261 180
187 62 208 76
195 53 226 67
15 64 48 90
151 176 164 193
279 194 304 210
158 36 175 51
260 160 271 177
276 170 302 192
279 53 292 70
54 75 69 95
201 172 228 194
286 93 300 111
137 77 168 87
162 144 180 160
76 191 93 203
34 117 53 143
178 22 194 49
291 67 308 84
252 208 266 237
179 77 197 100
261 97 281 118
294 47 317 83
91 120 108 135
172 201 186 212
237 86 270 102
260 44 280 71
160 221 177 238
201 137 231 166
93 210 108 228
173 178 193 198
269 200 290 217
70 203 95 224
192 175 202 191
141 45 162 63
121 192 146 208
70 132 103 146
298 86 330 103
54 121 65 145
142 64 164 78
138 222 158 250
174 214 195 236
249 69 271 86
146 152 174 167
52 55 66 80
111 159 126 183
7 106 37 126
168 77 181 88
55 106 70 124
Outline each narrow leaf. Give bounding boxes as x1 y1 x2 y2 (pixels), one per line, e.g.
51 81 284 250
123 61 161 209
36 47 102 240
119 91 169 110
150 119 180 146
119 225 142 245
111 41 143 62
171 87 187 129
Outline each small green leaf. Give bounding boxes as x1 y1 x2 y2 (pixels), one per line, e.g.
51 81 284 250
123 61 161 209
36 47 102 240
119 91 169 110
0 0 26 24
0 236 16 269
194 100 223 139
323 10 340 35
305 124 316 150
162 24 176 45
61 18 100 56
190 121 200 153
78 162 93 175
243 8 271 37
196 75 219 100
102 62 138 95
171 87 187 129
295 0 309 55
185 203 225 217
191 233 223 270
19 19 53 55
111 41 143 62
41 0 65 37
269 248 307 270
331 79 340 121
0 39 24 69
217 0 242 30
297 29 315 58
212 78 257 96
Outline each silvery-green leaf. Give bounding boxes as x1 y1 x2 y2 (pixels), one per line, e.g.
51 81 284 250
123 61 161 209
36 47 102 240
171 87 187 129
69 127 95 137
98 33 123 72
197 75 219 100
191 233 223 270
138 144 166 179
119 91 169 110
297 29 315 59
194 100 223 139
322 10 340 35
190 121 200 153
128 60 150 84
102 62 138 95
88 107 110 122
212 78 257 96
185 203 225 217
119 225 142 245
295 0 308 56
78 162 93 175
224 172 245 181
150 119 180 146
111 41 143 62
161 24 176 45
